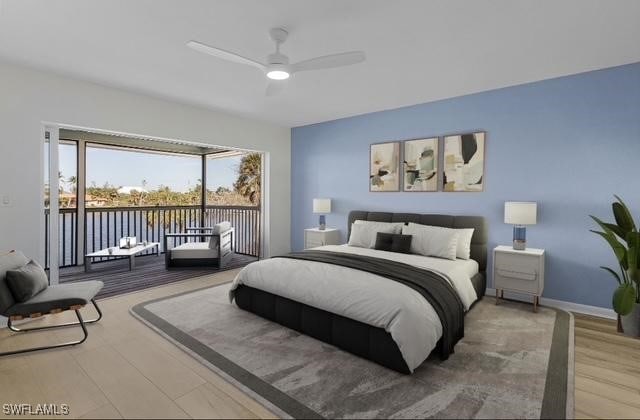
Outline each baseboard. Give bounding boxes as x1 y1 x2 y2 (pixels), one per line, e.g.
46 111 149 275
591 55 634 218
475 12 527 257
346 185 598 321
486 288 616 320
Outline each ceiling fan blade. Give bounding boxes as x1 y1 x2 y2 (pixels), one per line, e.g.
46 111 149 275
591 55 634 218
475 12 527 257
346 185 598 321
291 51 365 73
187 40 265 70
266 80 287 96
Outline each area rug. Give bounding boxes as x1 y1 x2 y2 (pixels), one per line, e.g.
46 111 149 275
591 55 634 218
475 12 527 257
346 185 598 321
131 283 573 419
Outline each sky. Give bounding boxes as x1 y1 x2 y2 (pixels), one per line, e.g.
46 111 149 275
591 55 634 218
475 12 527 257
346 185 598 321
57 143 242 193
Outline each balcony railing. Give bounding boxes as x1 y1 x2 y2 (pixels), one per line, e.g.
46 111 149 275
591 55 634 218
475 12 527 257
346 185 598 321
45 205 261 269
44 208 79 268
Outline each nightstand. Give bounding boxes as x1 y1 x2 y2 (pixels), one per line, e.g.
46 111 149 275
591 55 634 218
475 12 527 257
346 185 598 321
304 228 340 249
493 245 545 312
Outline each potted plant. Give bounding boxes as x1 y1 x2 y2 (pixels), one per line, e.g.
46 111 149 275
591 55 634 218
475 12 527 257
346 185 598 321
590 195 640 337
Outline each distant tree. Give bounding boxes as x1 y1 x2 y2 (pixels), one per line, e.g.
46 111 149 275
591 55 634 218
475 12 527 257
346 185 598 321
68 175 77 193
215 186 231 194
234 153 261 205
58 171 65 194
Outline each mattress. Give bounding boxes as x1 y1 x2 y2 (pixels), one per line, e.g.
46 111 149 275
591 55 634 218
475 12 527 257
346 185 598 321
230 244 479 371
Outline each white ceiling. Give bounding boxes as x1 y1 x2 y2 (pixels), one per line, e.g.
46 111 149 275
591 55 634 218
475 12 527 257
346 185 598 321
1 0 639 127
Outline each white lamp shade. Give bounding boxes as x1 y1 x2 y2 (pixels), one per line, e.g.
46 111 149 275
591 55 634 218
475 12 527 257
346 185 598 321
313 198 332 214
504 202 537 225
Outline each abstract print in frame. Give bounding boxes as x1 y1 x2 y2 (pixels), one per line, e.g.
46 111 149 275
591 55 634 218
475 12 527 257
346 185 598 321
403 137 439 192
370 141 400 192
443 131 486 192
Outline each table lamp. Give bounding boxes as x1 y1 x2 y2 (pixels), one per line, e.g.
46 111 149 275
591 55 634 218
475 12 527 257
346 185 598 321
504 201 537 250
313 198 332 230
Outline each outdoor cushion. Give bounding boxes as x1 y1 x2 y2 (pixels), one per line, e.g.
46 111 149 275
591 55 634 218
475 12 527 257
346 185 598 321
5 280 103 317
172 242 218 259
208 222 232 250
0 251 30 314
6 260 48 303
212 221 232 234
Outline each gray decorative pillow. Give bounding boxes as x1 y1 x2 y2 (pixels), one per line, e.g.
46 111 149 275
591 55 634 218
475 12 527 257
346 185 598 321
6 260 49 303
374 232 413 254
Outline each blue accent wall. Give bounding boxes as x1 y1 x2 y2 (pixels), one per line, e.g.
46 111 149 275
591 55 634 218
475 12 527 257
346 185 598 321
291 62 640 309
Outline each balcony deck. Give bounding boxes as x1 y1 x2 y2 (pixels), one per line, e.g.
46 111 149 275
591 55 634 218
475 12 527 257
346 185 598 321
59 253 257 299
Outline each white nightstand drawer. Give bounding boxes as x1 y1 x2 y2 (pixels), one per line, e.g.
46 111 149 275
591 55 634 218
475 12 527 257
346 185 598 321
304 228 340 249
306 231 324 241
495 268 539 294
496 268 536 281
494 251 540 274
306 239 325 248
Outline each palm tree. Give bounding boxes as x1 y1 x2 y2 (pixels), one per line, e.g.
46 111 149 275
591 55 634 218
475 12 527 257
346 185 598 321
58 171 65 194
234 153 261 205
68 175 77 194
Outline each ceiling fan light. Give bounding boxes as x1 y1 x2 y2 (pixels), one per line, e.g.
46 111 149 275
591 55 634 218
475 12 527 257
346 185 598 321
266 69 290 80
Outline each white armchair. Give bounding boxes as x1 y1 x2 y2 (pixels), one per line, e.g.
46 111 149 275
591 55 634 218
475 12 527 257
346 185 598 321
164 222 234 269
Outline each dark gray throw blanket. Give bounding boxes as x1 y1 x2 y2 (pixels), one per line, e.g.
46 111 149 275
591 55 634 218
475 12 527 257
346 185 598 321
274 250 465 359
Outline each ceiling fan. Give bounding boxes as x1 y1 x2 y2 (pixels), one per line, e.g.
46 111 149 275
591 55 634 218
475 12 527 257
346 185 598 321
187 28 366 96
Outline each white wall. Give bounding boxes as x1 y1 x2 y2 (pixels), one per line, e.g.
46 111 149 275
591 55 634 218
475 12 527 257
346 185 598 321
0 60 291 263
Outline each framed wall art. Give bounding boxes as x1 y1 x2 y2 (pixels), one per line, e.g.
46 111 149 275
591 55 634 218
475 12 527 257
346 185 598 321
370 141 400 192
403 137 439 192
443 131 485 192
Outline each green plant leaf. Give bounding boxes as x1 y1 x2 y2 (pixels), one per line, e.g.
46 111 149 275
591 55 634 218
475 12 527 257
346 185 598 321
590 216 626 240
626 232 640 283
599 266 622 285
626 231 640 251
603 222 627 240
613 283 636 315
613 195 637 232
590 229 628 269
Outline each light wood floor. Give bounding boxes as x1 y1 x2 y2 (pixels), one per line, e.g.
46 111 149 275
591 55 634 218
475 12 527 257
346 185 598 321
0 269 275 419
1 272 639 419
573 313 640 419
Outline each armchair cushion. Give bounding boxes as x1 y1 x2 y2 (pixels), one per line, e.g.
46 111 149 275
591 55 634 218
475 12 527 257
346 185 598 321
5 280 104 317
6 260 48 303
212 221 232 234
0 251 30 314
172 242 218 259
208 221 232 250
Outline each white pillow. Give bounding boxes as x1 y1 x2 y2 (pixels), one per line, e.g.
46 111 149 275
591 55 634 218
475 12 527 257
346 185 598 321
456 228 475 260
348 220 404 248
402 223 459 260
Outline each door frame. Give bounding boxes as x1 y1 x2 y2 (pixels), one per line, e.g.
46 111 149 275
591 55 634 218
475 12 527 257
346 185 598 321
41 122 270 279
43 123 60 285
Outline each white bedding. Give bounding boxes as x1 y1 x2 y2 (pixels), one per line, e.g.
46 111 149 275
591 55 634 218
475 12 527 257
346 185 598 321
229 244 478 372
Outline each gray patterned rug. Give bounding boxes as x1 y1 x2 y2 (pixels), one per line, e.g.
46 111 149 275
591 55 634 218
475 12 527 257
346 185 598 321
132 283 573 419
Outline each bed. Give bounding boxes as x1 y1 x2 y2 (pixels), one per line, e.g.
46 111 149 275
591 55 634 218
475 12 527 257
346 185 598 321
229 211 487 373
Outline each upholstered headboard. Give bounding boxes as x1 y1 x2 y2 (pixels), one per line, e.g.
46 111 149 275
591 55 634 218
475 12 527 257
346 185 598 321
347 211 488 272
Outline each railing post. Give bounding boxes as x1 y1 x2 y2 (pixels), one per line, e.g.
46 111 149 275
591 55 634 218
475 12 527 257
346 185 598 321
200 155 206 228
77 140 86 266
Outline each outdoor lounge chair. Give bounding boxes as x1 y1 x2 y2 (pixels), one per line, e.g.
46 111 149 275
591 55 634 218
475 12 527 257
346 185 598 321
1 250 103 357
164 222 234 269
